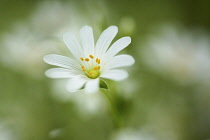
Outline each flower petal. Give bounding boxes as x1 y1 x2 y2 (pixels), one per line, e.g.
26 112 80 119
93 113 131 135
100 69 128 81
63 32 84 60
105 37 131 58
66 75 89 92
43 54 81 71
85 78 99 94
95 26 118 58
104 54 135 70
80 26 95 57
45 68 78 78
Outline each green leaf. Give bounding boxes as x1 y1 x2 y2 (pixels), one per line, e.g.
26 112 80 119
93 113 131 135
99 79 108 90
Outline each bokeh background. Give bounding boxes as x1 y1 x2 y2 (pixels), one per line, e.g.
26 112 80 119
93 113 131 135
0 0 210 140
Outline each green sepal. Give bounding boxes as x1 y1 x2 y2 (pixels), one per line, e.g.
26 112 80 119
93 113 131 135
79 79 108 90
80 84 85 90
99 79 108 90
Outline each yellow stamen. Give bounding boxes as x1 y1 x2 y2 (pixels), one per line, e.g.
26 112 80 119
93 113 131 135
96 58 99 63
89 55 94 59
81 66 85 69
85 58 89 61
80 57 84 61
97 66 101 70
98 59 101 64
82 69 86 71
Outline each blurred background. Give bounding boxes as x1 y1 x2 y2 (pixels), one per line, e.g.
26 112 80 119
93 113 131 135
0 0 210 140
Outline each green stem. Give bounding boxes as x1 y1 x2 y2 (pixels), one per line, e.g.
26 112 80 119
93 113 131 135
101 89 123 129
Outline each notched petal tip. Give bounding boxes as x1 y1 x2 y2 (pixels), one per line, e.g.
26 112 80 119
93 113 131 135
44 68 77 79
44 69 54 78
128 55 135 65
100 69 129 81
119 37 131 46
43 55 48 62
117 71 128 81
108 25 118 32
81 25 92 30
124 36 131 43
43 54 53 63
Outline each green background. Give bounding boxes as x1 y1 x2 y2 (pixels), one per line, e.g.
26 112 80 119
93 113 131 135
0 0 210 140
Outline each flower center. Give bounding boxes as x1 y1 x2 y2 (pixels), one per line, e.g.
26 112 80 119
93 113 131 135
80 55 101 79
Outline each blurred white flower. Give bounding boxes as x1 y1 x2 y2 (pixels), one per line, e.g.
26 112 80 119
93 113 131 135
0 1 105 78
49 128 63 139
51 79 106 116
0 0 135 80
44 25 135 93
0 25 58 78
29 1 96 37
142 26 210 85
0 123 14 140
116 78 139 99
111 128 156 140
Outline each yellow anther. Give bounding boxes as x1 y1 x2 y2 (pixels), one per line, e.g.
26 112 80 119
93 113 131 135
98 59 101 64
97 66 101 70
81 66 85 69
85 58 89 61
80 57 84 61
89 55 94 59
93 66 100 70
96 58 99 63
82 69 86 71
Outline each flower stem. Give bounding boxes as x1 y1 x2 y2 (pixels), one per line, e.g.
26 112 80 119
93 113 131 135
101 89 123 129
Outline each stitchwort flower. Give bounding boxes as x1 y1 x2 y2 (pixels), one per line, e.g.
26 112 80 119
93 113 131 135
43 25 135 93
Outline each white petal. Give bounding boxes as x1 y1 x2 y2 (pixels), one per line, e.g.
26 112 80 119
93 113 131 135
85 78 99 94
45 68 78 78
63 32 84 60
80 26 94 57
100 69 128 81
105 37 131 58
66 75 89 92
95 26 118 58
105 54 135 70
43 54 81 71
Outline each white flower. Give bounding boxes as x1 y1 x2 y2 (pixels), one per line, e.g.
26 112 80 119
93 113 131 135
0 123 14 140
0 1 108 78
111 128 156 140
51 79 106 116
43 25 135 93
141 26 210 84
